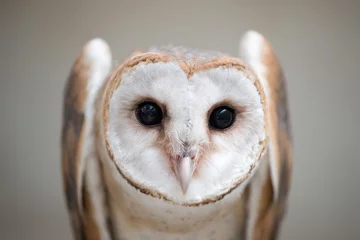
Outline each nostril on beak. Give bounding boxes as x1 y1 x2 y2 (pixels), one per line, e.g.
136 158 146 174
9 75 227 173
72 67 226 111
172 141 200 194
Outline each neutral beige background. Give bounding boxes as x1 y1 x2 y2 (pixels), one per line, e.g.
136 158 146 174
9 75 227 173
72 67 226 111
1 1 360 239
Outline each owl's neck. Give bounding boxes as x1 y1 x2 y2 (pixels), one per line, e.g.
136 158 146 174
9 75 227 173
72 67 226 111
101 160 247 240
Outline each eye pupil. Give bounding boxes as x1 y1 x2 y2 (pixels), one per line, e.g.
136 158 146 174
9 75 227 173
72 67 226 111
137 101 163 126
209 106 235 130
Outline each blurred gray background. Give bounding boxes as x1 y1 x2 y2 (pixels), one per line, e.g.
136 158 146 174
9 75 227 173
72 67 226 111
1 0 359 239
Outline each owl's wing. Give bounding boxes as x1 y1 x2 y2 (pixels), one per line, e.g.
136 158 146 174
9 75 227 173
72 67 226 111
61 39 112 240
239 31 293 239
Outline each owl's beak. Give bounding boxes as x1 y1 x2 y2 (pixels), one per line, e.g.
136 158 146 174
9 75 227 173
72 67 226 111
174 156 195 194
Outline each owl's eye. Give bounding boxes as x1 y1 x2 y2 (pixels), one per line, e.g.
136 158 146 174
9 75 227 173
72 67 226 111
209 106 235 130
136 101 163 126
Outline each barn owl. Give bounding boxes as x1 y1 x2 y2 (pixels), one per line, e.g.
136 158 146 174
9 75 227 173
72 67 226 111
61 30 292 240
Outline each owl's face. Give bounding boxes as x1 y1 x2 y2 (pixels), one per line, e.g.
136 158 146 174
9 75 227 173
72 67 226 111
103 50 267 205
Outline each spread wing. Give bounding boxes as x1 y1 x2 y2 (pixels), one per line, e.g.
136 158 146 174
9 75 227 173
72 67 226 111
61 39 113 240
240 31 293 239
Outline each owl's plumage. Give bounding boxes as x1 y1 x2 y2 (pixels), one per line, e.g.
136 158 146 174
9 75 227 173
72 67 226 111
61 31 292 240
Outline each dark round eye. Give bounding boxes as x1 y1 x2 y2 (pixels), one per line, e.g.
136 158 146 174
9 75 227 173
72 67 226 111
209 106 235 130
136 101 163 126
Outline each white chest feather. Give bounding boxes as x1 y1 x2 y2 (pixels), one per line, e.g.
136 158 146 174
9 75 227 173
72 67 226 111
102 159 248 240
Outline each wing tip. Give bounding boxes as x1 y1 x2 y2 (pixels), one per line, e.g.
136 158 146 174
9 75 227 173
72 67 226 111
239 30 280 64
242 30 265 43
239 30 268 60
82 38 112 71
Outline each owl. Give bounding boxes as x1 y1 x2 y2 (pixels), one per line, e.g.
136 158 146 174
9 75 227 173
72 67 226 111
61 30 292 240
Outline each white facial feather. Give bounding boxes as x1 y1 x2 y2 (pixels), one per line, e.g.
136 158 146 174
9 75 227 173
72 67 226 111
106 60 266 205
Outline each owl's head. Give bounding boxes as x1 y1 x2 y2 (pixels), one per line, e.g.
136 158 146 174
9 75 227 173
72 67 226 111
101 46 267 206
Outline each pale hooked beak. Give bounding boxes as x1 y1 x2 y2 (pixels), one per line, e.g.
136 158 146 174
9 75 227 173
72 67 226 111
174 156 195 194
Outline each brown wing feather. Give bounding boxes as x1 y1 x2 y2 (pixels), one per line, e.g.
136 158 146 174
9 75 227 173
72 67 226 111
61 54 89 239
240 31 293 239
61 39 112 240
256 35 292 240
